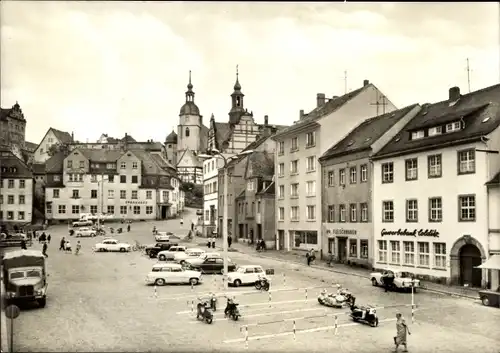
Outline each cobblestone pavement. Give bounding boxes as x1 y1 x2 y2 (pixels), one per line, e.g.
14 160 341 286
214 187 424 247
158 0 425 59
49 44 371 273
9 209 500 352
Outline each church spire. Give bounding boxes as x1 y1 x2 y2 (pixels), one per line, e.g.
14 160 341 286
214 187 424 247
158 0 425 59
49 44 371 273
233 65 241 91
185 70 194 102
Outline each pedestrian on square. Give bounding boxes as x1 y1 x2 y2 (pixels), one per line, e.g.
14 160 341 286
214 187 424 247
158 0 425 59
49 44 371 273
393 313 410 352
47 234 51 244
20 239 27 250
207 237 211 248
228 236 232 248
33 231 37 240
127 224 131 232
212 237 216 249
59 237 66 251
42 242 48 258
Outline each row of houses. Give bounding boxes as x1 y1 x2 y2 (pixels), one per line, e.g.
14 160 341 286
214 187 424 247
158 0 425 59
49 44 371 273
204 80 500 290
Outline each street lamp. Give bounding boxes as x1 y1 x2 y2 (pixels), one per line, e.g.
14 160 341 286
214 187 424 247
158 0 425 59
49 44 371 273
199 148 254 290
97 175 108 230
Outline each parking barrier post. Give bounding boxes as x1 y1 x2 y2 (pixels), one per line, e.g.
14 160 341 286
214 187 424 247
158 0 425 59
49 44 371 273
191 282 194 292
191 300 194 313
334 315 338 335
411 280 415 324
268 291 272 308
293 320 296 340
283 273 286 287
305 288 308 302
154 285 158 298
244 326 249 349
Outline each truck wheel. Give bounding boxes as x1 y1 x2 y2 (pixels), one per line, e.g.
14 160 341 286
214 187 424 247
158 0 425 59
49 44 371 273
38 297 46 308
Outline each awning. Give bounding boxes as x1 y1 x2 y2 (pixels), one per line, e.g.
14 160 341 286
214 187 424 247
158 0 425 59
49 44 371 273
476 254 500 270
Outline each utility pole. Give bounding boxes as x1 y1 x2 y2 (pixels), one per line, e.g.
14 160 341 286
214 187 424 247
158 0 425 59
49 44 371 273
370 93 388 116
466 58 472 93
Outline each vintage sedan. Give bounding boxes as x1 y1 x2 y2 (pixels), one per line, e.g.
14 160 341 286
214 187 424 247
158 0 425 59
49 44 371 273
227 265 267 287
75 227 96 238
479 287 500 308
94 238 132 252
155 231 174 242
145 263 202 286
184 252 221 267
186 256 236 274
174 248 206 264
370 269 420 292
157 246 187 261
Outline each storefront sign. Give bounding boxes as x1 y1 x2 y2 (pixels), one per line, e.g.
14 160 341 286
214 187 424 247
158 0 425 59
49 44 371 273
125 201 148 205
381 228 439 238
327 229 357 236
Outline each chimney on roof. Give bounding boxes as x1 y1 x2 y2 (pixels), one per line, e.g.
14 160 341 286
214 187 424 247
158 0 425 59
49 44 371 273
124 133 128 151
316 93 326 107
449 86 461 101
71 132 74 142
264 115 269 126
299 109 305 120
363 79 369 87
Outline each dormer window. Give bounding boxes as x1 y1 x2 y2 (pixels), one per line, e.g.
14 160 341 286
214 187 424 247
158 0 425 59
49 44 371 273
446 121 461 132
428 126 442 136
411 130 424 140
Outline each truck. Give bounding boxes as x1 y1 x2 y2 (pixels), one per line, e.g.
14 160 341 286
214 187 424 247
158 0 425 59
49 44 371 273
2 249 48 308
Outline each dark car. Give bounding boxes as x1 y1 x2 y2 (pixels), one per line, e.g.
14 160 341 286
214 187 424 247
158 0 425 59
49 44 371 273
186 257 236 274
145 242 179 258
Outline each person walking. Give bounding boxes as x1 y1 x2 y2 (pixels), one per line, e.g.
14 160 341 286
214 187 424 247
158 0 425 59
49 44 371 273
59 237 66 251
211 237 216 249
20 239 27 250
228 236 232 249
394 313 410 352
47 234 51 244
127 224 131 232
307 249 315 266
42 241 48 258
207 237 211 249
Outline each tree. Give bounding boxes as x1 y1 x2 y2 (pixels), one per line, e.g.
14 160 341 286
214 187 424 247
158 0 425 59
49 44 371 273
47 143 70 157
180 182 195 193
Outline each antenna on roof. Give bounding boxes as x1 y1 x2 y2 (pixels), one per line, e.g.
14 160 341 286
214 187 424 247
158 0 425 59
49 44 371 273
370 93 388 115
466 58 472 93
344 70 348 95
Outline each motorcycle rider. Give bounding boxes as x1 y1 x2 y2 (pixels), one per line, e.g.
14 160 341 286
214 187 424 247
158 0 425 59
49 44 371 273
383 271 395 292
224 297 237 317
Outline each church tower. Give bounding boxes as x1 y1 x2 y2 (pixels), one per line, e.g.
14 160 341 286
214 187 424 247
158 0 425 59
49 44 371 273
178 71 202 153
229 65 246 125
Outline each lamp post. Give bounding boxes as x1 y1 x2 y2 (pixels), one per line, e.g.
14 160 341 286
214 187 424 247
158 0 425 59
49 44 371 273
199 148 254 290
97 175 108 230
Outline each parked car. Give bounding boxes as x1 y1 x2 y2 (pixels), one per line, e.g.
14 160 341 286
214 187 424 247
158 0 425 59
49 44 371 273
75 227 97 238
186 256 236 274
174 248 206 264
155 231 174 242
370 269 420 292
145 263 202 286
94 238 131 252
479 287 500 308
157 246 187 261
145 242 179 258
227 265 267 287
184 252 221 267
73 220 93 228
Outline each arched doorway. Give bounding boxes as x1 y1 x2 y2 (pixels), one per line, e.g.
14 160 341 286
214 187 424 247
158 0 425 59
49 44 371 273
459 244 482 287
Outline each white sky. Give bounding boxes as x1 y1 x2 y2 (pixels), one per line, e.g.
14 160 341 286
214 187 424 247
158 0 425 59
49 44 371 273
1 2 499 144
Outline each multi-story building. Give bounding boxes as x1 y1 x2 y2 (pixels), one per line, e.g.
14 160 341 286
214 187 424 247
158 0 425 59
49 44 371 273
32 127 73 163
0 102 26 150
318 104 421 266
202 157 225 236
44 147 183 222
234 151 275 246
371 84 500 288
486 172 500 290
0 148 34 225
273 80 397 253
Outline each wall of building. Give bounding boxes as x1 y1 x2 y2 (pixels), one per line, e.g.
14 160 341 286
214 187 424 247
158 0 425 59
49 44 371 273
0 178 33 223
178 114 202 152
488 186 500 252
225 115 260 154
33 130 59 163
261 195 276 248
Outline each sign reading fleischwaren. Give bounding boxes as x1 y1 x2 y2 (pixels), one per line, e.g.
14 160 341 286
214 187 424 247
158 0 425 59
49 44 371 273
381 228 439 237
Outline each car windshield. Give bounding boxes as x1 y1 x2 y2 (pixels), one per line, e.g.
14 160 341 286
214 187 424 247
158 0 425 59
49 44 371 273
26 270 41 278
10 271 24 279
151 267 163 272
236 267 246 273
399 272 413 278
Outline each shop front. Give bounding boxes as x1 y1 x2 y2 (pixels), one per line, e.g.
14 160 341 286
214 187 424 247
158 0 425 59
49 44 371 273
322 223 372 267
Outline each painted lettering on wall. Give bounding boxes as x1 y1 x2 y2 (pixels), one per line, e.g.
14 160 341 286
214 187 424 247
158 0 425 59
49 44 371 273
327 229 357 236
380 229 439 237
125 201 148 205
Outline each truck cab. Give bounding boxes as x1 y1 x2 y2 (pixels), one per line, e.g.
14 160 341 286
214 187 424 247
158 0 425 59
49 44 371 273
2 249 48 308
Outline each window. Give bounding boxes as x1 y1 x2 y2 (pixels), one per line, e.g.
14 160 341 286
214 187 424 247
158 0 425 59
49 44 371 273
291 206 299 221
131 175 138 184
349 204 357 222
133 206 140 215
120 175 126 183
349 167 357 184
411 130 424 139
328 205 335 222
403 241 415 265
290 183 299 198
405 158 418 180
19 195 25 204
131 191 138 199
89 205 96 214
429 197 442 222
278 163 285 177
360 203 368 222
382 201 394 222
306 205 316 220
205 210 210 220
278 207 285 221
433 243 446 268
19 180 25 188
428 126 442 136
54 175 61 182
278 141 284 155
46 204 52 214
257 201 261 213
72 190 79 198
306 131 316 147
306 181 316 196
132 161 138 169
339 169 345 185
458 149 475 174
278 185 284 199
378 240 387 262
108 190 114 199
53 189 60 198
290 160 298 174
146 191 152 199
428 154 442 178
406 199 418 222
381 162 394 183
459 195 476 221
8 180 14 188
7 211 13 220
90 190 97 199
7 195 14 204
146 206 153 215
120 162 126 169
418 242 430 266
360 240 368 259
360 165 368 182
339 204 346 222
328 171 334 186
18 211 25 220
349 239 357 257
446 121 461 132
120 206 127 215
390 241 401 264
91 174 97 183
108 175 114 183
67 160 73 168
306 156 315 172
107 206 115 214
162 191 168 200
247 181 254 191
291 137 298 151
79 161 84 168
120 190 126 199
58 205 66 214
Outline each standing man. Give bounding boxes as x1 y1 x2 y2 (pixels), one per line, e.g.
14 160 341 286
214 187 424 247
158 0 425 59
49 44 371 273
394 312 410 352
47 234 51 244
59 237 66 251
42 241 48 258
228 235 232 249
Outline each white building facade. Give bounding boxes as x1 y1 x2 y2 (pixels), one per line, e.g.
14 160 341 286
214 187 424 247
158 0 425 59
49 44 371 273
203 157 226 236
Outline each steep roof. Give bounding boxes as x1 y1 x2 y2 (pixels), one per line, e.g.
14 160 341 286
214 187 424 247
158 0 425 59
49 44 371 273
235 188 246 200
0 152 32 178
320 104 419 161
487 171 500 185
0 102 25 122
78 149 123 162
32 163 46 174
149 153 176 171
24 141 38 152
246 151 274 180
45 151 66 173
165 131 178 144
132 150 171 176
373 84 500 159
51 128 72 144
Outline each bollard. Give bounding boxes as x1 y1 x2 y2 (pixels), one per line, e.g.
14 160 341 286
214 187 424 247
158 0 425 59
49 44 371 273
245 325 249 349
305 288 308 302
268 291 272 307
293 320 296 340
154 285 158 298
411 282 415 324
191 282 194 292
191 300 194 313
334 315 338 335
283 273 286 287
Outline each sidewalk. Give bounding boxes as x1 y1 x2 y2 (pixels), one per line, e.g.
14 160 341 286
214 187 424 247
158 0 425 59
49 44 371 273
1 269 9 353
224 240 481 300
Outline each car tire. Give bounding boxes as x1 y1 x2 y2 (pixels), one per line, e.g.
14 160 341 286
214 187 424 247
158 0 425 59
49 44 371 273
371 278 378 286
38 297 46 308
189 278 199 286
155 278 166 286
481 296 489 306
91 233 96 237
180 260 186 265
159 255 166 261
120 248 126 252
234 279 242 287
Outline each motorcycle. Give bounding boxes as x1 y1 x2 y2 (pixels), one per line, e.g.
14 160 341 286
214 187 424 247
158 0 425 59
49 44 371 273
196 300 214 324
110 227 114 234
255 276 270 291
349 304 379 327
224 298 240 321
117 228 123 234
318 289 356 308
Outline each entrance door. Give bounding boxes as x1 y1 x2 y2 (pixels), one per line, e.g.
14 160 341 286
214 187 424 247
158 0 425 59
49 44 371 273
257 224 262 240
337 237 347 263
161 206 168 220
278 230 284 250
328 238 335 254
460 244 482 287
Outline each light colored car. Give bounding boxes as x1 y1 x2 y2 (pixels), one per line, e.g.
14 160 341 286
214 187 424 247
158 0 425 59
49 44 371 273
73 220 93 227
157 246 187 261
155 231 173 242
227 265 267 287
75 227 96 238
145 263 202 286
174 248 206 264
370 269 420 291
184 252 221 267
94 238 132 252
